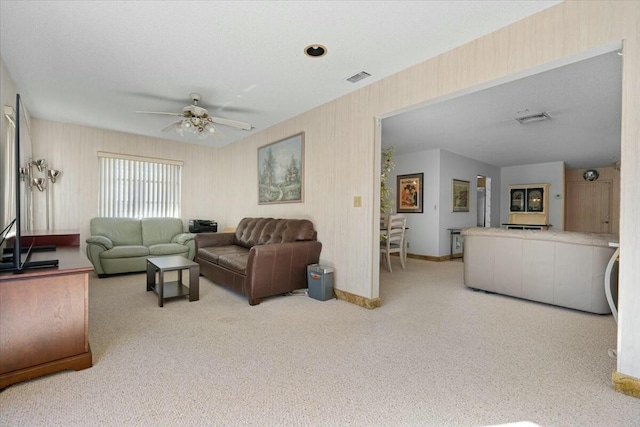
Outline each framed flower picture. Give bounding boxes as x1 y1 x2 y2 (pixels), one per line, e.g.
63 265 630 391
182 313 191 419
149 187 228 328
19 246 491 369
397 173 423 213
452 179 470 212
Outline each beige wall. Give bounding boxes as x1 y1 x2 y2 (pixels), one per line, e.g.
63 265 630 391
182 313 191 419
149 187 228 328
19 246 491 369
29 1 640 380
30 120 224 235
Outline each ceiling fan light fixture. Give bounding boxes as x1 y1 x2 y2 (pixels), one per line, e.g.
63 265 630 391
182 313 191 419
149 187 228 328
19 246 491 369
138 93 251 139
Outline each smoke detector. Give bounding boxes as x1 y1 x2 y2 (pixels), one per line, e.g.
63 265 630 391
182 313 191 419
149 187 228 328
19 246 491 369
515 112 551 124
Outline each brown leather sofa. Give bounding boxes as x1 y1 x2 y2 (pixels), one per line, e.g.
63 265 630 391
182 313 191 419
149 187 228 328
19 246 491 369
195 217 322 305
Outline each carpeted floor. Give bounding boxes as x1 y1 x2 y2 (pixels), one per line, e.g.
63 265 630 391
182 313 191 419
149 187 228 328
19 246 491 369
1 259 638 426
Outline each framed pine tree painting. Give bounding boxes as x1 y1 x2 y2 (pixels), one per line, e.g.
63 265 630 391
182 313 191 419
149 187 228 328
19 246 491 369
258 132 305 204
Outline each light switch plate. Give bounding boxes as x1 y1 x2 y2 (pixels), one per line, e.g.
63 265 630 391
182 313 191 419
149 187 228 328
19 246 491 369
354 196 362 207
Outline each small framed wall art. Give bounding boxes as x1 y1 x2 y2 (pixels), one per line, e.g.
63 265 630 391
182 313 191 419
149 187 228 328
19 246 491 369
258 132 304 204
452 179 470 212
397 173 423 213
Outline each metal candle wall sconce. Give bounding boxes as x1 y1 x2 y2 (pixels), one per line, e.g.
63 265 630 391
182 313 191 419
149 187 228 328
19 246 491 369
21 158 62 230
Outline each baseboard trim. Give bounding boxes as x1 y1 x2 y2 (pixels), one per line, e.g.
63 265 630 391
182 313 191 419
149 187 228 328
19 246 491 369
334 289 381 309
407 253 460 262
612 371 640 399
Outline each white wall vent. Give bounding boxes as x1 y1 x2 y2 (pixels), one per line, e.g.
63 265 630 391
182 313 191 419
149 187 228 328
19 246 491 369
346 71 371 83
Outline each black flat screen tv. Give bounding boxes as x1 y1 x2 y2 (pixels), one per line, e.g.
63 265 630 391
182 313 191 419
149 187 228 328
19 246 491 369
0 94 57 273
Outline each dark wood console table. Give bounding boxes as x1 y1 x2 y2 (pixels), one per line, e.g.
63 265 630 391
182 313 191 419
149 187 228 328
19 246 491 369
0 248 93 388
19 229 80 247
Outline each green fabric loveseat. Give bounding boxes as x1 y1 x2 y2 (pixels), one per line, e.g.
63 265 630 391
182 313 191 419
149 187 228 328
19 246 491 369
86 217 195 277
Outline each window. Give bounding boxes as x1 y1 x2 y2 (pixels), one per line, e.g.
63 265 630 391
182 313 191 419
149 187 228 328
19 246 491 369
98 152 182 218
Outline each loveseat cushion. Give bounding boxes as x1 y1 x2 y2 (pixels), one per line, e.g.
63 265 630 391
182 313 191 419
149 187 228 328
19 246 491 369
86 235 114 249
173 233 195 245
141 218 185 246
90 217 142 246
149 243 190 256
100 245 149 259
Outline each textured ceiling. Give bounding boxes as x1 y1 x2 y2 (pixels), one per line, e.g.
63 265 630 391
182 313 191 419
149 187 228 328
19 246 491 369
382 50 622 169
1 0 560 148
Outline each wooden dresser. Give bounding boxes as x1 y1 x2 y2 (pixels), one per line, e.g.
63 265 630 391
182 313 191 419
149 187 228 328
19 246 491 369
0 246 93 388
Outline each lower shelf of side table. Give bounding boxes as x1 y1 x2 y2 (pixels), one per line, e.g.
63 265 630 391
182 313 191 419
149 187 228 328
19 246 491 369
152 280 191 300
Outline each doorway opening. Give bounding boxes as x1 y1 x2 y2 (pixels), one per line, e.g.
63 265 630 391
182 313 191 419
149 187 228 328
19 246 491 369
376 43 622 303
477 175 491 227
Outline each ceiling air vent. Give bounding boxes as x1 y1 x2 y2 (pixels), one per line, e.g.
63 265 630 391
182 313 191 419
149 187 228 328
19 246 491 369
346 71 371 83
515 112 551 124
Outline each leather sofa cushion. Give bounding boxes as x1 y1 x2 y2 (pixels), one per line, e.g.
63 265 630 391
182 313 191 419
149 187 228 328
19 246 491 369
101 245 149 259
235 218 273 248
198 245 249 264
235 217 316 248
149 243 189 256
197 244 251 275
258 219 316 244
217 253 250 275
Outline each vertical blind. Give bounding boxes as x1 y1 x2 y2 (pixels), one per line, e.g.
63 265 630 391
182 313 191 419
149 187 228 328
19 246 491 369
98 152 182 218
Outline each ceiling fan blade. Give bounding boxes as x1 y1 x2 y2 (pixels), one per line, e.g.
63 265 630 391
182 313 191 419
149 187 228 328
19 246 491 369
212 127 225 138
136 111 183 117
209 116 252 130
161 121 182 132
207 104 258 114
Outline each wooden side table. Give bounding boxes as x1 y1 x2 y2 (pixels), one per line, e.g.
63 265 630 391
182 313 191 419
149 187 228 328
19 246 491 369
146 256 199 307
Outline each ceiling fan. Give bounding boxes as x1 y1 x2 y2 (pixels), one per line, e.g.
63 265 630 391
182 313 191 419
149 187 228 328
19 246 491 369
136 93 252 138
